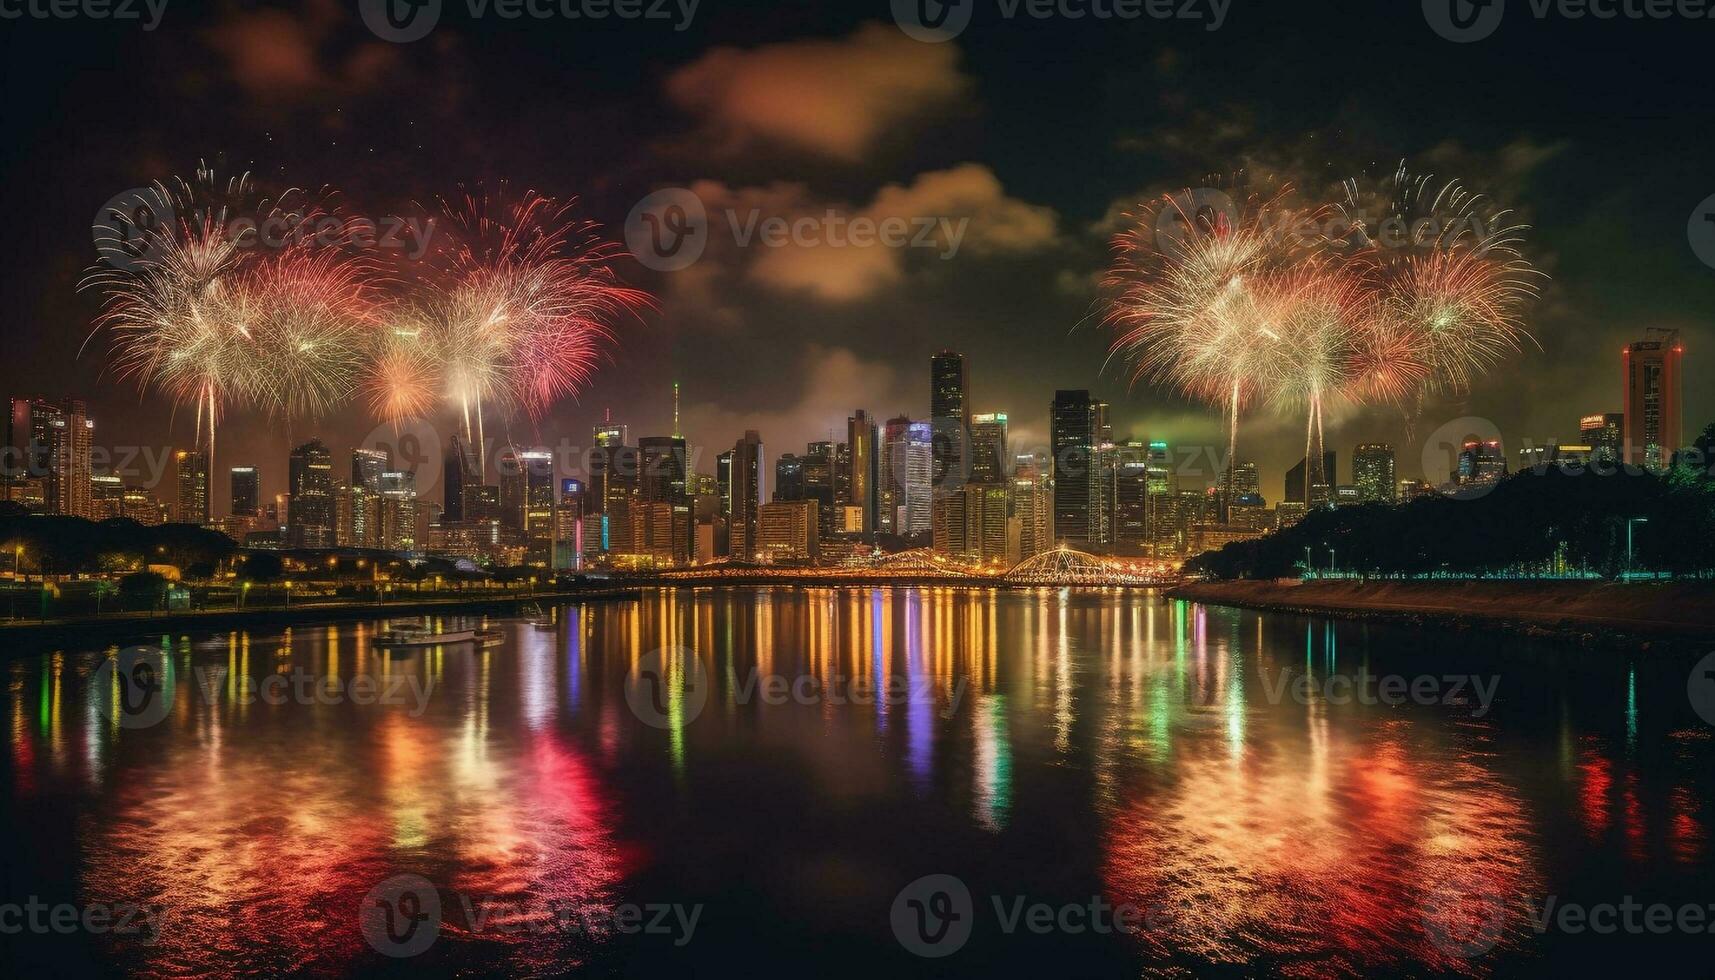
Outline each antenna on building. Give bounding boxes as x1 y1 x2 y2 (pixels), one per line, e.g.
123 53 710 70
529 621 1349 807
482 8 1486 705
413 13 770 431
673 381 681 439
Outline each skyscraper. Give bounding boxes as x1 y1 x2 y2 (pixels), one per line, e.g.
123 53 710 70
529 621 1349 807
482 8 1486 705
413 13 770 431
1623 329 1683 469
803 440 836 540
444 432 480 522
286 440 333 547
774 453 805 501
1352 444 1397 503
175 448 210 525
1284 453 1337 506
1050 390 1096 547
351 447 388 493
1579 412 1623 465
229 466 259 517
730 430 765 561
497 445 528 531
930 350 968 491
883 420 932 537
846 410 877 535
520 449 557 566
969 412 1009 484
877 416 907 535
1457 440 1506 485
639 435 691 565
5 397 92 517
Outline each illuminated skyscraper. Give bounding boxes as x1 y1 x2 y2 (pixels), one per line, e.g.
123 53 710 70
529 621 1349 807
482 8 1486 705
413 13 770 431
639 435 691 565
930 350 968 491
286 440 332 547
497 445 528 531
1623 329 1683 469
729 430 765 561
1050 389 1096 547
444 432 480 522
846 410 877 536
5 396 92 517
1579 412 1623 465
1285 452 1337 506
351 447 388 493
520 449 557 567
1352 445 1396 503
969 412 1009 484
175 448 210 525
229 466 259 517
1457 440 1506 485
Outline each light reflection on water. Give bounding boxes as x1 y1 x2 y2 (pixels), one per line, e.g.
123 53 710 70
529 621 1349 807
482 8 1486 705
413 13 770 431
3 587 1711 977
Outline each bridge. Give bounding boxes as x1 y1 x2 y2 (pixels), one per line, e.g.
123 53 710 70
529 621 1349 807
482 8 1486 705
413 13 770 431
645 547 1177 588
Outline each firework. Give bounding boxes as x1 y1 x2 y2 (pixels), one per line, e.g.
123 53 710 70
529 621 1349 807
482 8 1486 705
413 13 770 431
84 167 382 469
1104 180 1313 512
1338 165 1541 409
369 187 653 444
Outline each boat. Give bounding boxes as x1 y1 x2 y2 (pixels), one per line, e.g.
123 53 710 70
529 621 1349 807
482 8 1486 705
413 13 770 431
519 601 554 628
475 627 506 647
373 627 480 650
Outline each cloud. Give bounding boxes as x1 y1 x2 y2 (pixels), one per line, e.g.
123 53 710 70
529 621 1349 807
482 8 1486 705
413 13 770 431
681 346 914 461
202 0 405 101
664 22 972 161
672 164 1059 303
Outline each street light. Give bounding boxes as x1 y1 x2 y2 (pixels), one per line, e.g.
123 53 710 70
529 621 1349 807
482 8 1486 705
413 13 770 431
1303 545 1313 578
1626 517 1649 579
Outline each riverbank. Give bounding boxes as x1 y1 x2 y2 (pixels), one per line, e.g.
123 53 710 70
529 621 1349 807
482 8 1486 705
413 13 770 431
1166 579 1715 648
0 587 641 651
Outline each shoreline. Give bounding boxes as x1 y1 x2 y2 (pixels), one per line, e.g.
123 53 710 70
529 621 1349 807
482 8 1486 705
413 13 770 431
1165 579 1715 649
0 588 642 651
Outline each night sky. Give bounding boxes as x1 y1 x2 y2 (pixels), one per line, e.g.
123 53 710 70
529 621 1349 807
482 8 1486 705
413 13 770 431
3 0 1710 506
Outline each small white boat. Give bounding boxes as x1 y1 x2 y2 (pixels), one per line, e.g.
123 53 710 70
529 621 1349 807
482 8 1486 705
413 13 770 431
373 627 479 649
520 602 554 628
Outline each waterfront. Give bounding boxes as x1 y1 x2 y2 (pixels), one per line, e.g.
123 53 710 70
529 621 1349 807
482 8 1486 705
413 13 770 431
4 587 1712 977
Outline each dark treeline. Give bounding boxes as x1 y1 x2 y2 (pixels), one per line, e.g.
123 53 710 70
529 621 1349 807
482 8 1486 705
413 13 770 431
0 504 236 578
1188 430 1715 581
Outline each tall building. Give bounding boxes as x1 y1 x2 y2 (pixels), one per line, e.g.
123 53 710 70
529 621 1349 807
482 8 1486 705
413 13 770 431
774 453 805 501
1352 444 1397 503
877 416 907 535
729 431 765 561
1050 390 1096 547
497 445 528 531
638 435 691 565
1579 412 1623 465
174 448 210 525
846 410 877 535
443 432 480 522
556 478 585 570
351 447 388 492
90 473 124 520
520 449 557 567
892 421 933 536
969 412 1009 484
1457 440 1506 485
1011 473 1051 560
286 440 333 548
1113 444 1151 548
803 441 837 540
5 397 93 516
1284 452 1337 506
1144 442 1173 556
1623 329 1683 470
930 350 968 491
377 470 418 551
229 466 259 517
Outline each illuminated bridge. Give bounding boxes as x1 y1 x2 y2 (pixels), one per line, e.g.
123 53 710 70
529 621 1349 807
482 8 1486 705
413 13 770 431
645 547 1176 588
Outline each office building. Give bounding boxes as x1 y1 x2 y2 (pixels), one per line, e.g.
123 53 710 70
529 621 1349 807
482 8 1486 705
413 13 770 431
969 412 1009 484
1457 440 1506 485
1352 444 1397 503
1284 452 1337 506
286 440 333 548
930 350 968 491
774 454 805 502
757 499 819 562
846 410 877 535
1579 413 1623 465
1623 329 1683 469
175 448 210 525
6 397 93 517
1050 390 1096 547
520 449 556 566
229 466 259 517
729 430 765 561
443 432 480 522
